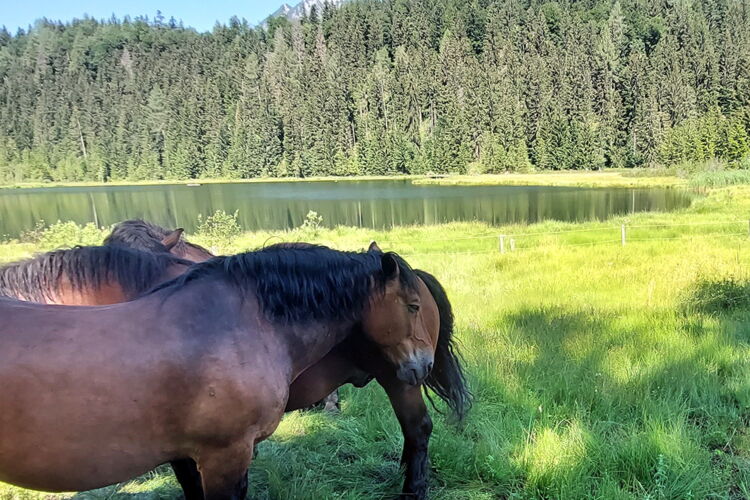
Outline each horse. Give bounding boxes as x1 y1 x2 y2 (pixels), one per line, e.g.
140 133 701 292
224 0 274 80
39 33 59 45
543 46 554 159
0 244 431 499
0 245 192 305
100 223 471 498
279 243 470 498
0 239 468 497
103 219 214 262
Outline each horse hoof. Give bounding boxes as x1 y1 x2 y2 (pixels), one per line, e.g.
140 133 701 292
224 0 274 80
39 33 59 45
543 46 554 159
401 483 428 500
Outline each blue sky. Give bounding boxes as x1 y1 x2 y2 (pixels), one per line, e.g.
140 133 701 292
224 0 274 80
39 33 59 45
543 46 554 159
2 0 285 33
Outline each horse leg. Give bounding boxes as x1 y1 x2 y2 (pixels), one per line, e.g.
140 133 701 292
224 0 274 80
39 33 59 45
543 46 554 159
197 443 253 500
379 376 432 500
171 458 203 500
320 390 340 412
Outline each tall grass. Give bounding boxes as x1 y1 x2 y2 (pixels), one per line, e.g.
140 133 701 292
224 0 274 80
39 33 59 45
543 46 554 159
668 157 750 188
3 184 750 499
689 169 750 188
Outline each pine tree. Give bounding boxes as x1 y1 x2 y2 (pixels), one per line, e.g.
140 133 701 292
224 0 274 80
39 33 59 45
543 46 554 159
0 0 748 181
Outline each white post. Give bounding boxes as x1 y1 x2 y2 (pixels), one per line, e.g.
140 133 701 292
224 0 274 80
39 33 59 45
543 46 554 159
499 235 506 254
510 238 516 252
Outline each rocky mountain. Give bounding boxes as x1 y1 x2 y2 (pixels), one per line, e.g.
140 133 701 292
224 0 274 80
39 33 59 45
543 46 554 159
267 0 348 22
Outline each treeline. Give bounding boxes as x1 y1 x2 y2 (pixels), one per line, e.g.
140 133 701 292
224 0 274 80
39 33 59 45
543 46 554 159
1 0 749 182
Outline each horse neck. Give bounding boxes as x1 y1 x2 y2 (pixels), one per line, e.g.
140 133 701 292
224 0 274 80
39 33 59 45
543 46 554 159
279 319 359 382
162 262 192 282
178 244 214 263
157 279 360 383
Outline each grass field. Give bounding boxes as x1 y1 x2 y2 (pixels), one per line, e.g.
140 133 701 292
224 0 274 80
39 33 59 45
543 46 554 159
2 177 750 499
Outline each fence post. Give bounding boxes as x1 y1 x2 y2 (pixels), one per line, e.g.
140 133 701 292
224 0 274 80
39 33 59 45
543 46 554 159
621 224 626 247
499 235 506 253
510 238 516 252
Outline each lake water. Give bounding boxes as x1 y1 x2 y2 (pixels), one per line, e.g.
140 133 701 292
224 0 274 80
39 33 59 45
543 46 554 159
0 180 692 238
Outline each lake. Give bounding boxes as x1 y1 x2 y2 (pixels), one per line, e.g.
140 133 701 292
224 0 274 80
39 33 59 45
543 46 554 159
0 180 693 238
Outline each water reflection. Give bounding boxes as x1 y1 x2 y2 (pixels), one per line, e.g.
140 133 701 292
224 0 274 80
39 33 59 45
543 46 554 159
0 180 692 238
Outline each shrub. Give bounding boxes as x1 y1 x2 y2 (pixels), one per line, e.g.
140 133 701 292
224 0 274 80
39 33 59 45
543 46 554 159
298 210 324 236
681 274 750 314
196 209 241 252
19 220 48 244
21 220 105 249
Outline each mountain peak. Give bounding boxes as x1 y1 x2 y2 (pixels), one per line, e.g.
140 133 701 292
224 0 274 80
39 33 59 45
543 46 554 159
267 0 348 23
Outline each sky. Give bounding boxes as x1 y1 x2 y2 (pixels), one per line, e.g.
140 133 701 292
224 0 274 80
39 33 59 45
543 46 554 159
1 0 286 33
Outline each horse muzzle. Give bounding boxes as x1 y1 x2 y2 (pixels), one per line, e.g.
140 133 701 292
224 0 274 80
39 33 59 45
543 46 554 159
396 352 434 386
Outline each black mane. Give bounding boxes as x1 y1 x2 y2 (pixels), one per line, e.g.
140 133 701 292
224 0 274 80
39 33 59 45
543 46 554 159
0 245 190 302
416 269 472 422
153 243 419 325
104 219 210 255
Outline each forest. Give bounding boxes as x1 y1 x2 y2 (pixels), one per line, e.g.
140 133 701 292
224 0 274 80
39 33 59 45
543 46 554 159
0 0 749 182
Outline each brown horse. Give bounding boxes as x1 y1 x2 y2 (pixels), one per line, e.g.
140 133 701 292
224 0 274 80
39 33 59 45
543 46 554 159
279 244 470 499
3 221 469 497
0 245 430 498
104 219 214 262
0 245 191 305
102 222 471 499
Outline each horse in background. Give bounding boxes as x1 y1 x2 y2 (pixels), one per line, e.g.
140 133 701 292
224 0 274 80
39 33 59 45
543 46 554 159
104 219 213 262
0 245 191 305
0 245 430 498
0 219 205 305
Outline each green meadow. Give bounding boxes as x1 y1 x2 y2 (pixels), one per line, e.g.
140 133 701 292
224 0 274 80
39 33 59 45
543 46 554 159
2 177 750 499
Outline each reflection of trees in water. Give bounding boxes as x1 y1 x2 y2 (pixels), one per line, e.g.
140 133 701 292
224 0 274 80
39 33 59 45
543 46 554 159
0 183 692 238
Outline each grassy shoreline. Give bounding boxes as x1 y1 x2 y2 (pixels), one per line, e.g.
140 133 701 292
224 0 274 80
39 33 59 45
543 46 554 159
412 170 688 188
0 174 419 190
3 177 750 499
0 170 689 190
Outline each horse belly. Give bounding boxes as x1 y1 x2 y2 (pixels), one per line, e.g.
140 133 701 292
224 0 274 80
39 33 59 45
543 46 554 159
0 448 166 493
0 375 178 492
0 408 170 492
0 358 182 493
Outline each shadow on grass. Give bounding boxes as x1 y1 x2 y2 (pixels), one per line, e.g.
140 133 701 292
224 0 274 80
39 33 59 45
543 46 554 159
461 304 750 499
681 274 750 315
68 465 180 499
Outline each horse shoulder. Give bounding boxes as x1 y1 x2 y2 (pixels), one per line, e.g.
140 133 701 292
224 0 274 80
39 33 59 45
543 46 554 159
174 324 291 448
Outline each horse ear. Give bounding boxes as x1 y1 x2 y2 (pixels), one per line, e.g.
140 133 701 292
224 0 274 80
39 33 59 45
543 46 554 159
368 241 381 253
161 228 184 250
381 253 400 281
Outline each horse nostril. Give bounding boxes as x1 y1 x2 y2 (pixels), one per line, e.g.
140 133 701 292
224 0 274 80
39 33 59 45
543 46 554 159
427 362 434 373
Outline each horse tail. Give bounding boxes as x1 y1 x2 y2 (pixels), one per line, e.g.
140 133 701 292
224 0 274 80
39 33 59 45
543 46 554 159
415 269 472 422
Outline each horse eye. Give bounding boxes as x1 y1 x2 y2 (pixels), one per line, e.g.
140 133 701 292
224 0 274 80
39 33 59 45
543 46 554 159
408 304 420 313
